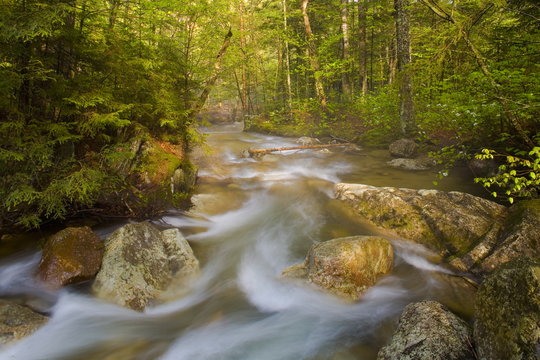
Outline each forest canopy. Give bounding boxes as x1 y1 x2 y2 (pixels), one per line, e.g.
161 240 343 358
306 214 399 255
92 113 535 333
1 0 539 230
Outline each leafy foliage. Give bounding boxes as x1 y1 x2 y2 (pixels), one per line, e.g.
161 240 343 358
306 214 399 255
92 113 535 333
0 0 233 230
475 148 540 204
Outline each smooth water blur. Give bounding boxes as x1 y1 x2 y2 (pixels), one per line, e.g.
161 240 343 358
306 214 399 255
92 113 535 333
0 123 478 360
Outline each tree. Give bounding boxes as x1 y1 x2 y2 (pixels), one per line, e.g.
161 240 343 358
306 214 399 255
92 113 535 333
301 0 328 108
394 0 416 137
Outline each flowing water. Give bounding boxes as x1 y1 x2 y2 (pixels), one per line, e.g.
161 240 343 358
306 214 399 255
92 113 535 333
0 123 480 360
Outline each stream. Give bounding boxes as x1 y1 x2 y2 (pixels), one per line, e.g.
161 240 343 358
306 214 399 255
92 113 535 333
0 123 479 360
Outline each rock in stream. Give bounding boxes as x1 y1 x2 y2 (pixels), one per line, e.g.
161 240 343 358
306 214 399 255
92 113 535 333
474 259 540 360
335 183 505 258
0 299 47 346
377 301 475 360
36 226 104 289
282 236 393 300
93 222 199 311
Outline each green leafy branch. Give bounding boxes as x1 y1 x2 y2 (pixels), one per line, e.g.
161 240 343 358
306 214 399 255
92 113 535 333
474 147 540 204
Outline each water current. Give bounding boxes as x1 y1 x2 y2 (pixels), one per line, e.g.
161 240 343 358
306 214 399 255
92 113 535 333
0 123 479 360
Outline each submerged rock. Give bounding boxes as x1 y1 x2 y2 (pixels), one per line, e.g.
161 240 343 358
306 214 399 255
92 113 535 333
335 183 506 258
282 236 393 300
0 299 48 346
377 301 475 360
389 139 417 158
296 136 320 146
36 226 104 289
474 259 540 360
387 158 433 171
93 222 199 311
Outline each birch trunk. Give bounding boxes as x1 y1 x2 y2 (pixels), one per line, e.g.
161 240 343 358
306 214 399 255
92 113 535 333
358 0 368 96
341 0 352 99
301 0 327 108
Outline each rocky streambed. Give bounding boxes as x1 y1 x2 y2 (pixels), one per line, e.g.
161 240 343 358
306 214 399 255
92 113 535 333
1 126 539 360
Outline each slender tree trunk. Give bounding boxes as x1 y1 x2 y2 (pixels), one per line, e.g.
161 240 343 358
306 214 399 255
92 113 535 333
239 2 249 115
282 0 293 110
301 0 327 108
341 0 352 99
394 0 416 137
388 40 397 84
358 0 368 96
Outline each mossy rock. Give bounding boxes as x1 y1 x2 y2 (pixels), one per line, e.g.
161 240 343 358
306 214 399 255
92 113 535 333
335 183 506 258
282 236 393 300
473 258 540 360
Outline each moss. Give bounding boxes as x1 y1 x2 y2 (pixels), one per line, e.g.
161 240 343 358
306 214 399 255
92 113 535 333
474 258 540 360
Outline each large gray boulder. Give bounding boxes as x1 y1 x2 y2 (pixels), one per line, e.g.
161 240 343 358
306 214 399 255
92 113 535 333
335 183 506 258
0 299 47 346
474 259 540 360
389 139 417 158
282 236 393 300
36 226 104 289
92 222 199 311
377 301 475 360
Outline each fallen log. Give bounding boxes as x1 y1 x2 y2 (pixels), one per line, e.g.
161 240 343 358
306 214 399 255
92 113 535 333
248 143 353 157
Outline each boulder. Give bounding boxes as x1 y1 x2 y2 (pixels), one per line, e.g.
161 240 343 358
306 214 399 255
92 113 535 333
92 222 199 311
335 183 506 258
0 299 47 345
377 301 475 360
282 236 393 300
473 259 540 360
450 199 540 274
474 200 540 273
387 158 433 171
389 139 417 158
296 136 320 146
36 226 104 289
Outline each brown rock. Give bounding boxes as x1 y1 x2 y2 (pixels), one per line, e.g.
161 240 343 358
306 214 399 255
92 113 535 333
37 226 104 289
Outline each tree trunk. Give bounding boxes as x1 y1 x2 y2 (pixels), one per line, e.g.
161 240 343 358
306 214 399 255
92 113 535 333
248 143 353 157
301 0 327 108
341 0 352 99
282 0 293 110
394 0 416 137
239 2 249 116
358 0 368 96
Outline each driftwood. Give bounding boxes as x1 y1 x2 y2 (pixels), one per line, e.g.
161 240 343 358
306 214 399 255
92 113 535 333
248 143 353 157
